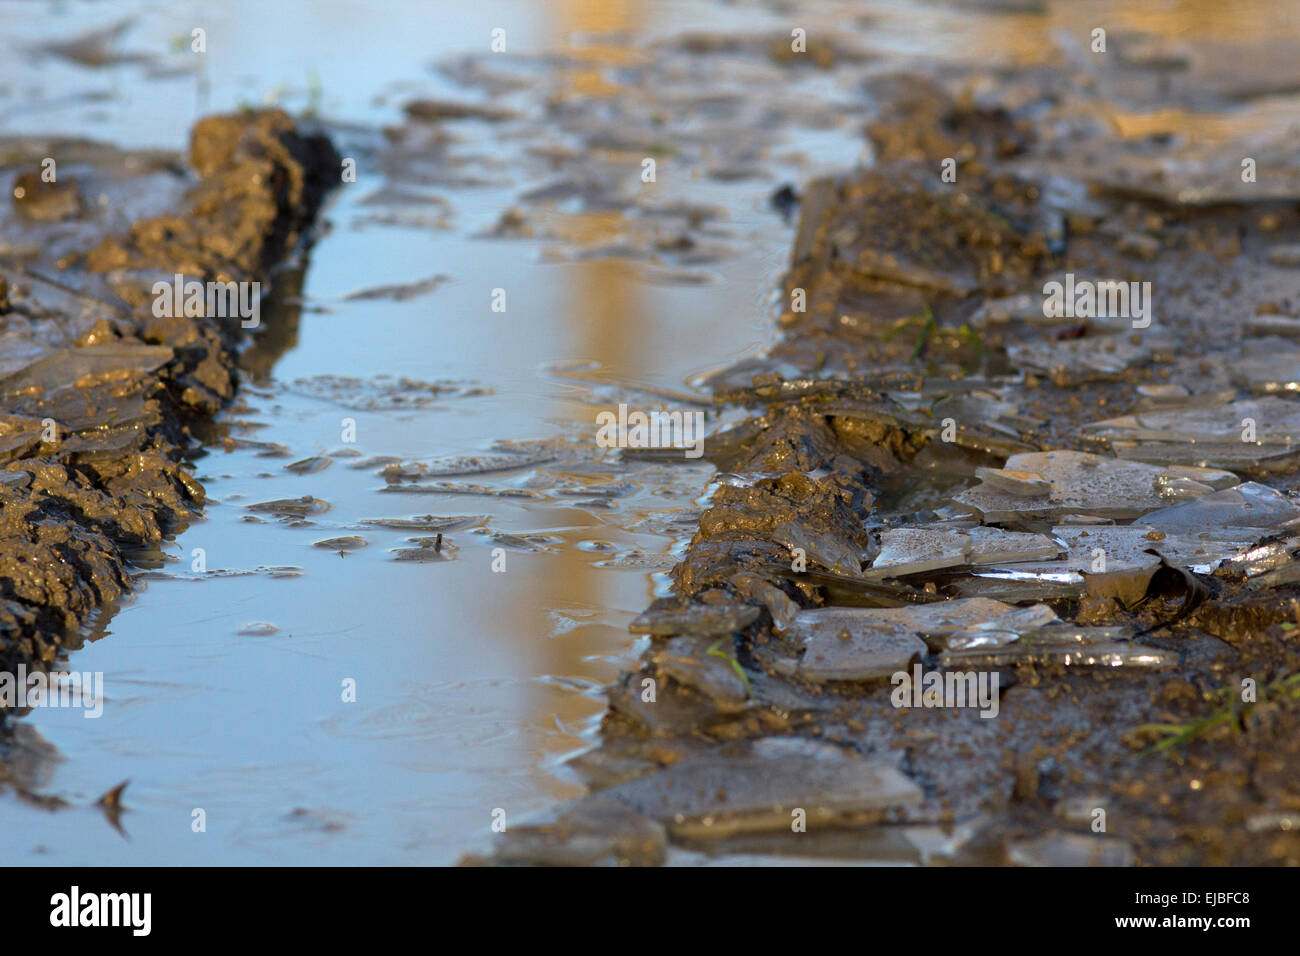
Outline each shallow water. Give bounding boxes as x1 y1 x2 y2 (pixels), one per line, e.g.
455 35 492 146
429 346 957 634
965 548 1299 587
3 0 1299 865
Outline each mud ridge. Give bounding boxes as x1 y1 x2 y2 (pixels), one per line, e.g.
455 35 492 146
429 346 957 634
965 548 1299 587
0 110 338 720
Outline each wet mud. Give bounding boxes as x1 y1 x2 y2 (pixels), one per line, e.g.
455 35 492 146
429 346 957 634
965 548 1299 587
7 1 1300 867
0 110 337 745
474 35 1300 865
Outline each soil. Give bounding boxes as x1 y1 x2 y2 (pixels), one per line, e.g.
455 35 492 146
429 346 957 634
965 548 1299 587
472 58 1300 866
0 110 337 750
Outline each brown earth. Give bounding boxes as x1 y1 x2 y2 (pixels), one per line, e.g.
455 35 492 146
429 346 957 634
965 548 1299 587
474 64 1300 866
0 110 337 738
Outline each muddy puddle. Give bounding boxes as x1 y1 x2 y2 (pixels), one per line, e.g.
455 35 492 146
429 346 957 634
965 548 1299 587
0 0 866 864
5 0 1300 867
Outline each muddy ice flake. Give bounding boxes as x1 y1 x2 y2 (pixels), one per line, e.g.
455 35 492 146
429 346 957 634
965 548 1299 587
954 451 1171 521
357 514 485 532
1005 334 1153 386
383 451 555 480
940 639 1173 670
866 526 1060 578
244 495 330 518
1082 397 1300 468
1229 351 1300 395
284 456 332 475
1007 832 1134 867
0 344 174 398
472 529 552 553
1217 536 1300 580
794 599 1040 680
728 571 800 632
390 536 457 562
313 536 367 550
342 274 448 302
473 795 666 867
378 481 544 499
1141 482 1300 540
598 738 921 840
865 528 968 578
973 466 1051 498
629 601 760 639
798 619 926 682
940 604 1061 650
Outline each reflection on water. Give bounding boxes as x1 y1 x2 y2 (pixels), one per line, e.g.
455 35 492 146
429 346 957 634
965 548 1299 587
2 0 1299 864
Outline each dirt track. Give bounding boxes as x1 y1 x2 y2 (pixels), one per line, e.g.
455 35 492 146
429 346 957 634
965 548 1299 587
475 60 1300 866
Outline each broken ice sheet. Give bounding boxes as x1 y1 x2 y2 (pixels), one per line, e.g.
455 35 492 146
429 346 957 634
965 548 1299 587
1003 525 1238 598
357 514 485 532
284 456 332 475
1228 342 1300 395
377 481 545 499
285 374 487 411
968 291 1065 329
1087 144 1300 207
941 604 1060 650
1005 334 1152 386
973 466 1051 497
471 529 555 553
381 449 556 480
1007 832 1134 867
1082 397 1300 468
479 794 667 867
771 517 869 578
1216 535 1300 577
794 598 1051 680
390 536 457 562
1141 481 1300 544
953 569 1087 602
866 526 1061 578
592 550 677 571
244 495 330 519
939 626 1172 669
629 600 760 639
953 451 1198 522
973 488 1295 599
598 738 922 840
342 274 449 302
1246 314 1300 340
0 344 174 399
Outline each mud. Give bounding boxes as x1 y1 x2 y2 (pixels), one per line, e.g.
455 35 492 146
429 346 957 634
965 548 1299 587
474 44 1300 865
0 110 337 727
8 0 1300 868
